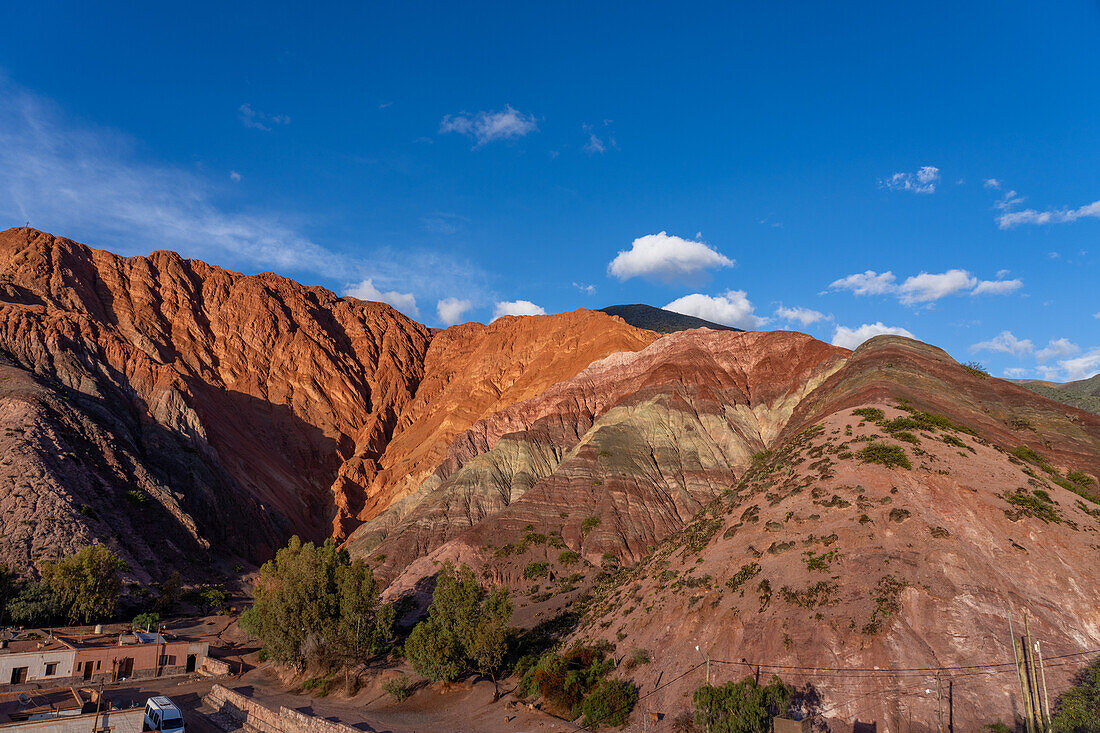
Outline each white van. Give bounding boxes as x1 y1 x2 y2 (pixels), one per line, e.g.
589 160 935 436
143 696 185 733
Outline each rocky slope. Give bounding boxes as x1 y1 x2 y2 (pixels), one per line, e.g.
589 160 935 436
1015 373 1100 416
0 227 656 576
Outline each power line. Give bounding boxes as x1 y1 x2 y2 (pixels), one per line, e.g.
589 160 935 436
707 648 1100 677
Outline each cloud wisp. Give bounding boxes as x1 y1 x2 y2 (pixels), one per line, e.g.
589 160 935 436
238 103 291 131
440 105 538 147
829 268 1022 305
0 79 493 317
831 322 915 350
663 291 767 329
344 279 418 317
880 166 940 194
609 232 734 283
774 305 830 327
0 83 356 280
997 198 1100 229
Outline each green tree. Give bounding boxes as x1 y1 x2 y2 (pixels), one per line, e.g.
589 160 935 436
153 571 183 614
467 587 513 699
1051 658 1100 732
0 563 15 626
6 581 61 626
404 563 513 688
132 611 161 631
693 676 794 733
240 536 391 671
41 545 126 624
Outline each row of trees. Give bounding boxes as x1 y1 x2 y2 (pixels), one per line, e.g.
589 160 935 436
241 537 643 727
239 537 514 694
0 545 126 626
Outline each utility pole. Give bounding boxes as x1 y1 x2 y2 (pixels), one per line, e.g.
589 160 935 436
936 672 944 733
1036 640 1052 733
1010 611 1036 733
696 645 710 686
1024 613 1044 729
948 679 954 733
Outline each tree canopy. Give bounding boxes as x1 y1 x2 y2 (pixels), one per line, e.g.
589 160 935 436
41 545 126 624
693 675 794 733
240 536 392 670
404 563 513 692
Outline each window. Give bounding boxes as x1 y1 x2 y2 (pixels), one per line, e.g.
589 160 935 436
95 660 101 671
76 662 82 671
44 663 57 676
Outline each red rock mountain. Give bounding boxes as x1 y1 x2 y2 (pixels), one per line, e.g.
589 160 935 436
2 228 1098 729
0 227 654 574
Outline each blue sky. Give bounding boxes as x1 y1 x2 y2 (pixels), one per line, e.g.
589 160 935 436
1 1 1098 380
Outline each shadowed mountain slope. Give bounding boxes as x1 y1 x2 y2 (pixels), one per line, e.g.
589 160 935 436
599 303 740 333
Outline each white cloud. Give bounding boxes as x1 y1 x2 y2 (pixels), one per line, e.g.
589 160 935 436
984 179 1001 189
229 170 242 182
774 305 829 327
436 297 472 326
345 278 418 317
898 269 977 305
584 133 607 154
1095 312 1100 319
829 270 897 296
970 331 1034 356
996 269 1010 279
492 300 546 321
439 105 537 147
831 322 916 350
880 166 940 194
1036 338 1079 362
995 190 1024 211
971 278 1023 296
831 268 1022 304
1003 367 1030 378
998 198 1100 229
573 282 596 295
608 232 734 282
238 103 290 131
1061 349 1100 381
663 291 768 329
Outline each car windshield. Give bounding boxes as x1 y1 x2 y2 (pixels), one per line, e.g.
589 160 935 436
162 713 183 726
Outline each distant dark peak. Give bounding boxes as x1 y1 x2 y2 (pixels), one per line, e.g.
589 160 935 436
598 304 741 334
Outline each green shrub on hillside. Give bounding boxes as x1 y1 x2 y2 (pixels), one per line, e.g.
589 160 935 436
857 441 911 470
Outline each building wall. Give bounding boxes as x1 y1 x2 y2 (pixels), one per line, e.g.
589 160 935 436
73 640 200 683
0 649 76 686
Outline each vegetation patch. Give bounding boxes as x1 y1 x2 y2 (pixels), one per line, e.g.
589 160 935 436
862 574 906 634
558 550 580 566
857 441 912 470
519 642 637 727
1003 489 1062 524
779 581 837 609
802 549 839 572
580 515 602 536
889 508 912 523
725 562 761 593
524 561 550 579
692 676 795 733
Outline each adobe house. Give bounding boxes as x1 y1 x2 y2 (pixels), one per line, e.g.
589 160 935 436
69 631 209 684
0 628 209 690
0 632 76 689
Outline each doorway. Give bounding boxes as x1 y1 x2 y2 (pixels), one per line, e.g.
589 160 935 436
185 654 196 673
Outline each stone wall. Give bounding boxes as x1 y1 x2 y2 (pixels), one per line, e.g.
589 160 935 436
203 684 361 733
